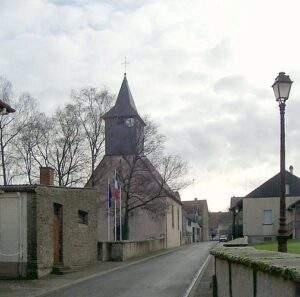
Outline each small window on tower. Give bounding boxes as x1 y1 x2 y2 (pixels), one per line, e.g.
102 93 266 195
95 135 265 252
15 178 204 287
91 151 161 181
286 184 290 195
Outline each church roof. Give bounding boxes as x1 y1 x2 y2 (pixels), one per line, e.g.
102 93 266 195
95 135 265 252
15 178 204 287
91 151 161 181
104 74 145 125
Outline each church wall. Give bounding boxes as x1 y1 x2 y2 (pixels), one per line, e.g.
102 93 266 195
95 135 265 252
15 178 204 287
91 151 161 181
166 197 182 248
128 207 165 241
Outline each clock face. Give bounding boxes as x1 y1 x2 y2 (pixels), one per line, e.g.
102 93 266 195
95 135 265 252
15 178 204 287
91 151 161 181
125 117 135 127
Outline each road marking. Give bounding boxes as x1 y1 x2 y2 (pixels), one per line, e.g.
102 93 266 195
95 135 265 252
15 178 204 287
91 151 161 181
182 254 212 297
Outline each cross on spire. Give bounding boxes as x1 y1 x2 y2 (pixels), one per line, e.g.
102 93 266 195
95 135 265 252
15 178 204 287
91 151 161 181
122 56 129 75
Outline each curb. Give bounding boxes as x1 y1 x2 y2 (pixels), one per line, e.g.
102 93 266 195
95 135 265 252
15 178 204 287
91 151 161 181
36 244 188 297
182 254 212 297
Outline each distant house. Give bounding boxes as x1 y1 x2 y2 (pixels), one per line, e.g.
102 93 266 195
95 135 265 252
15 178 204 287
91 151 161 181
242 168 300 243
182 208 201 244
182 199 209 241
209 212 233 240
0 167 98 279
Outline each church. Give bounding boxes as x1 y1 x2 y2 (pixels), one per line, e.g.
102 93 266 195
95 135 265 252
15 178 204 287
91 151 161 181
86 74 183 248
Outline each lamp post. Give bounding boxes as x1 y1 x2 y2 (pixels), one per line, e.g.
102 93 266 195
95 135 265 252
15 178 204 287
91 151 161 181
272 72 293 253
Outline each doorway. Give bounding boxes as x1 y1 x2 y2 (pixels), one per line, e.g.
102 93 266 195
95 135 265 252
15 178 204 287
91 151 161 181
53 203 63 264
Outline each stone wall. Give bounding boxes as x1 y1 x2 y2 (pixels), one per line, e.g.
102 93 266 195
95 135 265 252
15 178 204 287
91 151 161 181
211 246 300 297
35 186 98 277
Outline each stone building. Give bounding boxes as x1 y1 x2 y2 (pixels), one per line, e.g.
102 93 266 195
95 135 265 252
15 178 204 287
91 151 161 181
86 74 182 248
0 168 98 279
182 199 209 241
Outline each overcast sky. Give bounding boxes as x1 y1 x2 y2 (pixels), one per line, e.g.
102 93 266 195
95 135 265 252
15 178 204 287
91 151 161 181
1 0 300 211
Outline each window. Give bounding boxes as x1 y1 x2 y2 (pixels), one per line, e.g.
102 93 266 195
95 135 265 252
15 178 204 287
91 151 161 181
78 210 88 224
171 205 174 228
286 184 290 195
263 210 272 225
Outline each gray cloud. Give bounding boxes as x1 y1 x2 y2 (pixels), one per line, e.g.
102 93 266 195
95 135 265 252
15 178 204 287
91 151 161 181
2 0 300 211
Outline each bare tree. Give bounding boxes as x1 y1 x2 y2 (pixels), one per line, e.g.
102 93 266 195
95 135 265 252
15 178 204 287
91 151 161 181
49 104 87 186
72 87 114 185
0 77 38 185
115 117 188 240
14 111 46 184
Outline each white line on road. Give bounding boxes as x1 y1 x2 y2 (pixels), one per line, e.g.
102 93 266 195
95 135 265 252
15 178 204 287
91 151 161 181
182 254 212 297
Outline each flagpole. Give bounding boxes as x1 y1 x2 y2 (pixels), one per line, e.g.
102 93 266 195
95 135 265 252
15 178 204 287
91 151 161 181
114 170 117 242
119 184 122 241
107 179 110 242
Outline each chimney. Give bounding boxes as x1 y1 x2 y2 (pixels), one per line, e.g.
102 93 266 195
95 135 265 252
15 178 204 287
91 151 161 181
194 198 198 201
289 165 294 175
40 167 55 186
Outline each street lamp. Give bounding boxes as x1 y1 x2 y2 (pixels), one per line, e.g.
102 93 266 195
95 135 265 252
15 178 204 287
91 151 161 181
272 72 293 253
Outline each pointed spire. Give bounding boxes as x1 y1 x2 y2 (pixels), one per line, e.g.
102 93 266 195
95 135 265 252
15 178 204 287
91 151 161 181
103 74 144 124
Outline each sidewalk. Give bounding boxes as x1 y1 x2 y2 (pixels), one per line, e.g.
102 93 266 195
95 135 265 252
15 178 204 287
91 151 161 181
194 256 214 297
0 246 184 297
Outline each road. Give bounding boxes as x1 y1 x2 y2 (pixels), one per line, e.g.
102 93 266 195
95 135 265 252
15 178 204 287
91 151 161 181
42 242 215 297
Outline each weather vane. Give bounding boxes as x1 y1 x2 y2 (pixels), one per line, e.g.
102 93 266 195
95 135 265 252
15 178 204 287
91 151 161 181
122 56 129 74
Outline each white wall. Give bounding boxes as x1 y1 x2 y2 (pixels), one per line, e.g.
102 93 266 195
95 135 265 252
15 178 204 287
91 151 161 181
0 192 27 263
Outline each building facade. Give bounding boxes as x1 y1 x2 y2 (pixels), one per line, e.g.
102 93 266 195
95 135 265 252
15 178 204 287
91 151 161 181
182 199 209 241
0 168 98 279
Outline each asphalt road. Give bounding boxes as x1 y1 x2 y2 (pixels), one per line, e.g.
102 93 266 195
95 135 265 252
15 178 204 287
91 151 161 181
42 242 215 297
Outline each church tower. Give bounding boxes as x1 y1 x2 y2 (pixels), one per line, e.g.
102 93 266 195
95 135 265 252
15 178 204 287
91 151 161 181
103 74 146 156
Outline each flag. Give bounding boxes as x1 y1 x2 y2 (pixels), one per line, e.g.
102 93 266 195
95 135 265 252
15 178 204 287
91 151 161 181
108 182 112 208
113 179 120 202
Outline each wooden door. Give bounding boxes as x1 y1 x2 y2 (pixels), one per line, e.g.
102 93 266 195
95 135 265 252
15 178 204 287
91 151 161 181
53 203 63 264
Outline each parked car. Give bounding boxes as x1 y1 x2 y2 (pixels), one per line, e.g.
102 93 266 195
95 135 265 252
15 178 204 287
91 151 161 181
219 235 228 242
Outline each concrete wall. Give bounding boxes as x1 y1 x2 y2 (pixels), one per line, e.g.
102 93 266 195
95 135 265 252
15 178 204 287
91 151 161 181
212 247 299 297
0 192 28 278
243 196 299 243
35 186 98 277
214 257 296 297
110 238 165 261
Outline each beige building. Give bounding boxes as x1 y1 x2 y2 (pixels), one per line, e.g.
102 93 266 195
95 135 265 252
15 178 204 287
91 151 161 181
243 196 299 243
242 169 300 243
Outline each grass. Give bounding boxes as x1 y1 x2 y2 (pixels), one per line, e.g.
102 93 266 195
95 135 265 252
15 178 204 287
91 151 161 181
254 239 300 254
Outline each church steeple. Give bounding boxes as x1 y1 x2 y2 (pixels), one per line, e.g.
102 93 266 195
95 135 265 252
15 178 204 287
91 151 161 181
103 74 145 156
104 74 145 124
